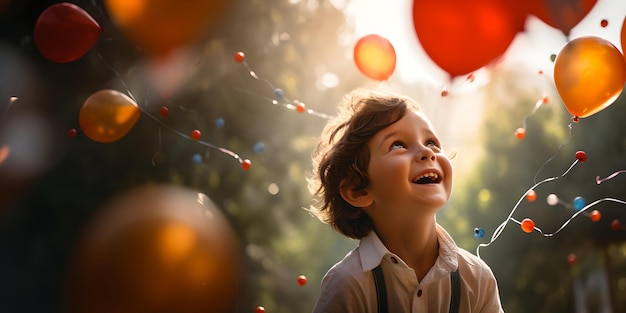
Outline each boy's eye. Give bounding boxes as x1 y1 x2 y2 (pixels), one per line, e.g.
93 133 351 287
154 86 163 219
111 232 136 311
426 139 440 148
390 141 407 150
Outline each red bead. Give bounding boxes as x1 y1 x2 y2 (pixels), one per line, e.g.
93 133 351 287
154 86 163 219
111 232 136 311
611 219 621 231
600 19 608 28
590 210 601 222
255 306 265 313
440 88 448 97
295 101 306 113
515 128 525 140
241 159 252 170
159 107 169 117
573 116 579 123
525 190 536 202
67 128 77 138
234 51 245 63
297 275 307 286
541 95 548 105
191 130 201 141
521 218 535 233
575 151 587 162
567 253 576 265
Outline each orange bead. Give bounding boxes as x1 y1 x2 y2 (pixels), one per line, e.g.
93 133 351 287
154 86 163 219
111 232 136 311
525 190 537 202
521 218 535 233
515 128 525 140
590 210 601 222
241 159 252 171
191 130 201 141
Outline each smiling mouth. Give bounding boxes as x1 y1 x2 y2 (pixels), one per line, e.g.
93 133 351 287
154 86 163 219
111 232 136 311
413 172 441 184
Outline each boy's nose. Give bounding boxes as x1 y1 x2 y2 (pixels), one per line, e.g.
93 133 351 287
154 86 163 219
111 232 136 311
417 148 436 161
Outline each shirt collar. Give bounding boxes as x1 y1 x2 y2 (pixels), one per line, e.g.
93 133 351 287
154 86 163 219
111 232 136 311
358 224 459 274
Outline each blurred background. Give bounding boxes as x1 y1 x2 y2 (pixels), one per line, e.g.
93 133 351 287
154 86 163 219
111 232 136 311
1 0 626 312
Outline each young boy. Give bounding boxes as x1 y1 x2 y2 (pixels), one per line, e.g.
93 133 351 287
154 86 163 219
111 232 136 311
308 87 503 312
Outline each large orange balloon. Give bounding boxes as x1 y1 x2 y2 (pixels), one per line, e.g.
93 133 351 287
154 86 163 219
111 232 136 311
529 0 597 37
104 0 231 58
353 34 396 81
34 3 102 63
66 185 240 313
79 90 141 143
554 36 626 118
412 0 526 78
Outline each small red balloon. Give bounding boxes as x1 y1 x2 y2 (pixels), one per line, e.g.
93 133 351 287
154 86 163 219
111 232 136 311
297 275 307 286
67 128 78 138
515 128 526 140
234 51 245 63
521 218 535 233
241 159 252 171
191 130 201 141
575 151 587 162
590 210 601 222
255 306 265 313
34 3 102 63
159 107 169 117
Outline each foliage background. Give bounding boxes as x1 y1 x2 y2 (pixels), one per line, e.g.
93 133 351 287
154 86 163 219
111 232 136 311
1 1 625 312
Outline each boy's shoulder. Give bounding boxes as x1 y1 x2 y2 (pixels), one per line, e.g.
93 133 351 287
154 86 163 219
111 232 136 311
455 246 497 278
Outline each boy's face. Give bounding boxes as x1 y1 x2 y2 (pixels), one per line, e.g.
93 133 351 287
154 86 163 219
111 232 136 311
364 110 452 216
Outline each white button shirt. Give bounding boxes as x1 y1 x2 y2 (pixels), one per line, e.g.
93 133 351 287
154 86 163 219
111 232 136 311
312 225 504 313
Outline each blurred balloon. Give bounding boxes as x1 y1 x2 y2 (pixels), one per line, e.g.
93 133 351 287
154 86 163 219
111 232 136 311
33 2 102 63
529 0 597 37
353 34 396 81
79 89 141 143
412 0 525 78
554 36 626 118
67 185 240 313
104 0 231 58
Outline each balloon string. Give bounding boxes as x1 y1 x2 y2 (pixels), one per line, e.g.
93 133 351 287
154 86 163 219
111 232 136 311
4 97 18 114
476 159 580 258
510 198 626 237
533 121 574 184
521 96 547 131
596 170 626 184
235 58 333 120
95 51 246 165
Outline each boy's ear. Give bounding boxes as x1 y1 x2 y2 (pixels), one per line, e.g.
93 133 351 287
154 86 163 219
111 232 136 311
339 180 372 208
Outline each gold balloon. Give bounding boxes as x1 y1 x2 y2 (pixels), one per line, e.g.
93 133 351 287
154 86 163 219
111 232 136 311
67 185 241 313
554 36 626 118
79 89 141 143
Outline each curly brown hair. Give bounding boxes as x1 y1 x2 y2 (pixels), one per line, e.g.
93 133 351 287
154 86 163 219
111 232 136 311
308 87 420 239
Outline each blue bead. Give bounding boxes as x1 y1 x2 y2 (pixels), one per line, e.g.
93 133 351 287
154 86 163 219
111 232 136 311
573 196 586 211
192 154 202 164
474 227 485 239
215 118 225 129
274 88 284 98
253 142 265 154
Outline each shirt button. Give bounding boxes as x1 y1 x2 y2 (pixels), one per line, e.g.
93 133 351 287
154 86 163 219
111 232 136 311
390 257 398 264
417 289 423 297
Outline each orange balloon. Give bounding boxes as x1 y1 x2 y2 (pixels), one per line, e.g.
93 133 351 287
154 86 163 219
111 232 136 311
66 185 240 313
554 36 626 118
104 0 231 58
353 34 396 81
79 89 141 143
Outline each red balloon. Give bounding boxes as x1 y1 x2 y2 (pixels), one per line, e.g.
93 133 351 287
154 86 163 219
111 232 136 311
412 0 526 78
353 34 396 81
529 0 597 37
34 2 102 63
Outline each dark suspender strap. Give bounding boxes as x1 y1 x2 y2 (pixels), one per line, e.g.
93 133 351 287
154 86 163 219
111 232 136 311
449 268 461 313
372 265 388 313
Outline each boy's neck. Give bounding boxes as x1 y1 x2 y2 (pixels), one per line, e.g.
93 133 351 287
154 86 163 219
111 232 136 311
375 217 439 282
